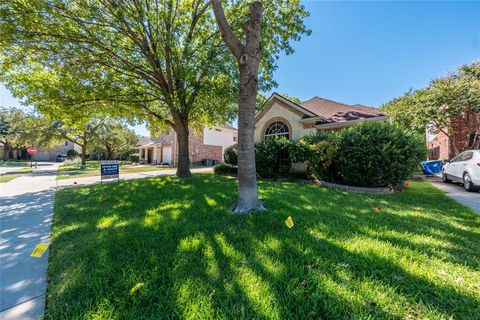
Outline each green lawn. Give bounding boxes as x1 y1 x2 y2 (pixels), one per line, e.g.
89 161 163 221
47 175 480 319
0 161 30 167
11 167 34 174
56 166 172 180
0 175 19 183
58 160 132 172
58 163 99 172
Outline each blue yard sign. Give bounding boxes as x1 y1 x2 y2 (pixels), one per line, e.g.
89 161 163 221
100 160 119 182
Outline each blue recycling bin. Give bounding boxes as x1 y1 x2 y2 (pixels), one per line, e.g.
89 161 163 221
421 160 443 175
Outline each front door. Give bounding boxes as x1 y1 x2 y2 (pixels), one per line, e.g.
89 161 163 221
147 148 153 164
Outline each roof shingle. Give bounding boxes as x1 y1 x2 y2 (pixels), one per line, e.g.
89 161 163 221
299 97 385 123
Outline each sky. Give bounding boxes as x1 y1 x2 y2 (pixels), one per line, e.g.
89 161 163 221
1 1 479 136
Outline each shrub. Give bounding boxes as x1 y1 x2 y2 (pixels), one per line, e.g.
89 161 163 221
129 153 140 163
67 149 79 158
62 157 81 166
306 138 339 181
255 137 292 176
289 132 335 178
213 163 237 176
223 144 238 165
331 122 427 188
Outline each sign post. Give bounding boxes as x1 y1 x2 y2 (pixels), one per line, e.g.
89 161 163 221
27 146 38 168
100 160 119 183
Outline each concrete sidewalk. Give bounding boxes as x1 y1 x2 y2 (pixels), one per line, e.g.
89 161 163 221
0 167 59 320
427 176 480 214
0 165 212 320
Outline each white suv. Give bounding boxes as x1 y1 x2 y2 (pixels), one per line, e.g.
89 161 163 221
442 150 480 192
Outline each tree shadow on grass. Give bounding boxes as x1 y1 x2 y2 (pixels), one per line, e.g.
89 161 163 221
45 176 480 319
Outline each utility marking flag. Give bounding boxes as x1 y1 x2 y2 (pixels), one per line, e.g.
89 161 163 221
285 216 294 229
31 243 49 258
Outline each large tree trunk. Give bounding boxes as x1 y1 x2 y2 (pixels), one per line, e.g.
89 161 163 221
234 63 264 212
80 144 87 165
174 118 192 178
211 0 264 213
3 141 10 161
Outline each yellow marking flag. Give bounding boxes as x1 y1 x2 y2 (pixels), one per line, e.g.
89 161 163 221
30 244 49 258
285 216 294 229
130 282 145 296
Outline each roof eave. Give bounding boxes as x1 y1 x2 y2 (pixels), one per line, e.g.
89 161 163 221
315 115 389 129
255 93 318 123
299 116 326 124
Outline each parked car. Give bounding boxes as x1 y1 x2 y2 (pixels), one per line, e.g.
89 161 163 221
442 150 480 192
56 154 67 162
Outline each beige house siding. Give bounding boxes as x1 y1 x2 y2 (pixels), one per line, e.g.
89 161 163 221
34 141 81 161
254 101 316 142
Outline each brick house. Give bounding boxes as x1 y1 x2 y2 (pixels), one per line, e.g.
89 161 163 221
426 110 480 160
137 125 237 165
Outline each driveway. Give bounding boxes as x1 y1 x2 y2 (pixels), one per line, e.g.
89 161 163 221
427 176 480 214
0 165 212 320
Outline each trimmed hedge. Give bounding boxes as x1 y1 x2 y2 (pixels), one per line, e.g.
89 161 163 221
255 137 292 176
332 122 426 188
67 149 79 158
129 153 140 163
213 163 237 176
221 122 426 188
223 144 238 165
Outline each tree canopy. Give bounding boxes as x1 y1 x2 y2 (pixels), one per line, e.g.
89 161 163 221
382 62 480 137
90 119 138 160
0 0 310 176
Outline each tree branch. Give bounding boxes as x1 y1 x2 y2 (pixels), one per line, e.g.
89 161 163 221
210 0 244 60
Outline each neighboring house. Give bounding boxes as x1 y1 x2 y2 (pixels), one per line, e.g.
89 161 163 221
426 110 480 160
137 125 237 165
254 93 388 142
34 141 82 161
0 141 81 161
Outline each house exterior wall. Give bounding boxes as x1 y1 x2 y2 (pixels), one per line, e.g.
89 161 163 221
254 101 316 142
427 110 480 160
145 126 235 165
203 127 237 149
189 130 222 164
427 129 450 160
34 141 81 161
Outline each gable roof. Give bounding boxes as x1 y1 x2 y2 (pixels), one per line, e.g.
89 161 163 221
255 93 317 122
299 97 385 124
256 93 387 125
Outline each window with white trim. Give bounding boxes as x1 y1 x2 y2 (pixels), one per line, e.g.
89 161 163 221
264 121 290 139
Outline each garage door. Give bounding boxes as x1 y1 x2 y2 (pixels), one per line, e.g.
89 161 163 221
162 147 172 165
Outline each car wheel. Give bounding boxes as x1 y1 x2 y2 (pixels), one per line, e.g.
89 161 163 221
442 171 451 183
463 173 478 192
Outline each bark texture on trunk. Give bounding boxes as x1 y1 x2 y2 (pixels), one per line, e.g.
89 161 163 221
174 119 192 178
81 144 87 165
235 64 263 212
211 0 265 213
2 142 10 161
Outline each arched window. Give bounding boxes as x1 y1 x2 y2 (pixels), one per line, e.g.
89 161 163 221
264 121 290 139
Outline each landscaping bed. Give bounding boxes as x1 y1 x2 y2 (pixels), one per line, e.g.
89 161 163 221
47 175 480 319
